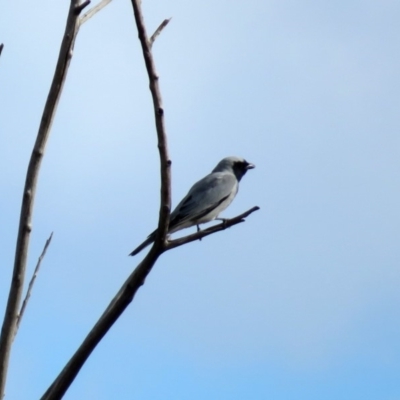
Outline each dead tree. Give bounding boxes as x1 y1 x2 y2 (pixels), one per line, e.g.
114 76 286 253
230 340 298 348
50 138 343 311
0 1 259 399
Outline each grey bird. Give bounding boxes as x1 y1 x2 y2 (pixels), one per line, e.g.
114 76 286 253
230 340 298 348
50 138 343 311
129 156 255 256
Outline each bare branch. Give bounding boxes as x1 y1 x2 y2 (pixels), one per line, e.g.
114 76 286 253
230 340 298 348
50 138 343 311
80 0 113 24
14 233 53 337
0 0 83 397
149 18 171 48
131 0 172 252
0 43 4 59
41 2 174 398
166 207 260 251
40 249 162 400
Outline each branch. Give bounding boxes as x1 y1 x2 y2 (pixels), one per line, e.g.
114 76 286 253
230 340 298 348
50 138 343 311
80 0 113 24
0 43 4 59
40 2 172 399
40 249 162 400
131 3 172 251
0 1 86 397
166 206 260 251
14 233 53 337
149 18 171 48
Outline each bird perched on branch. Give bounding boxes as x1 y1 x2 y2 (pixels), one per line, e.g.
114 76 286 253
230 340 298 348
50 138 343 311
129 156 255 256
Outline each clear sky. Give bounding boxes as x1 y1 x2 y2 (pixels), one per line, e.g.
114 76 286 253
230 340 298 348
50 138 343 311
1 0 400 399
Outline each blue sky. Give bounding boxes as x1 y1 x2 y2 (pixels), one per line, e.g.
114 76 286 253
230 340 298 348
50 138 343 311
1 0 400 399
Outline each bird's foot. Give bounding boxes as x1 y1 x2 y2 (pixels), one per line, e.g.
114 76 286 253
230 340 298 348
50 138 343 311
197 225 202 241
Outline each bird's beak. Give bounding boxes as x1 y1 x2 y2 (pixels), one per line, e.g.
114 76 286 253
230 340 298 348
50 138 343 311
246 162 255 170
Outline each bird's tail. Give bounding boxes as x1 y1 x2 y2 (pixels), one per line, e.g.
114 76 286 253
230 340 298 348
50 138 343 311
129 230 157 256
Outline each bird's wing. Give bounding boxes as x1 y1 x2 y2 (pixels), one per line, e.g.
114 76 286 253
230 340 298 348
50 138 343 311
169 172 237 230
130 172 237 256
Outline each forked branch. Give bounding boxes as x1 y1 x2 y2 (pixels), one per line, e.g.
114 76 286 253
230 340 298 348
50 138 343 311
131 0 172 250
40 2 172 398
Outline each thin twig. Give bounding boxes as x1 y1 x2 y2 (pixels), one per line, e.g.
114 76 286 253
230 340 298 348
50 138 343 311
14 233 53 337
166 206 260 251
80 0 113 24
149 18 171 48
0 43 4 59
0 1 84 397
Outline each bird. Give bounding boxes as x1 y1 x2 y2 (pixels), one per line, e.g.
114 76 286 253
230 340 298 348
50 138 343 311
129 156 255 256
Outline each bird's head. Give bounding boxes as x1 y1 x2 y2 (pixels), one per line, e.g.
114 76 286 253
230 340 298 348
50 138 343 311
213 156 255 181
